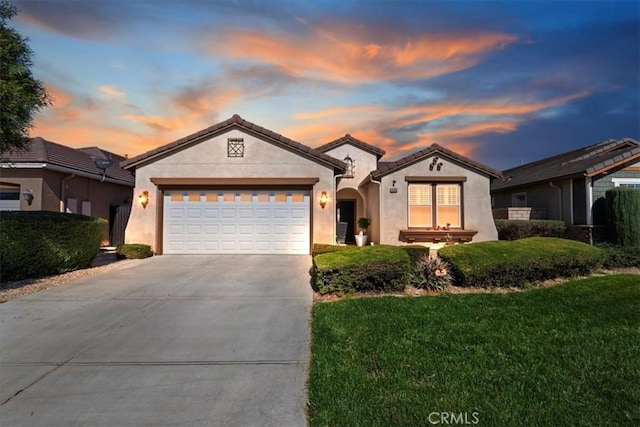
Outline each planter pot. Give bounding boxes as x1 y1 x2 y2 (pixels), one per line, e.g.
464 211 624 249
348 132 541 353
355 234 368 247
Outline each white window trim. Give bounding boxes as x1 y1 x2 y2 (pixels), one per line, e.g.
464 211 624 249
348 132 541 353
612 178 640 187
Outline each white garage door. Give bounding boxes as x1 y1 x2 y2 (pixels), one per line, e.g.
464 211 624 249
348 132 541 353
163 190 310 254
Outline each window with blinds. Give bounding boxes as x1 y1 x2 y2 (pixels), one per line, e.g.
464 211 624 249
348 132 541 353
408 184 432 227
436 184 460 227
408 183 461 228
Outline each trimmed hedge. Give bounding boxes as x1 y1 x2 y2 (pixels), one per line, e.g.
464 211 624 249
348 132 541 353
606 187 640 246
0 211 106 282
312 244 359 256
438 237 605 288
495 219 566 240
400 245 430 267
312 245 410 294
116 243 153 259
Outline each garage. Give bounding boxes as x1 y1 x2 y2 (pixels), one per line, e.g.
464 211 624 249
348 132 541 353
163 189 310 254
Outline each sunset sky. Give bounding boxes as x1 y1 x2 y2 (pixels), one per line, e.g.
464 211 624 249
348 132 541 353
11 0 640 170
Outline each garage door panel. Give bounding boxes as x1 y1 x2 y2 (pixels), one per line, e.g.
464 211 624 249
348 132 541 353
164 190 310 254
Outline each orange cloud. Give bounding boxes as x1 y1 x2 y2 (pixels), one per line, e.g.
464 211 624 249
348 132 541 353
99 85 126 101
206 28 517 84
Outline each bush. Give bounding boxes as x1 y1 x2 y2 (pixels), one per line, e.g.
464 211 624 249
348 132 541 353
606 187 640 246
400 245 430 267
312 244 358 256
410 255 452 291
313 245 410 294
116 243 153 259
438 237 605 288
597 243 640 268
495 219 566 240
0 211 106 282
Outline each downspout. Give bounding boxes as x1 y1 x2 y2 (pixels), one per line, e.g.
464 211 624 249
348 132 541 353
333 174 344 244
369 174 382 244
60 174 76 212
549 181 562 222
585 177 593 225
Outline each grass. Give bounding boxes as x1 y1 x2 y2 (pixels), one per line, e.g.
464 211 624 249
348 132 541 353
308 274 640 426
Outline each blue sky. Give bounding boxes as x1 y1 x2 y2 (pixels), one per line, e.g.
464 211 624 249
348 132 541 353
11 0 640 170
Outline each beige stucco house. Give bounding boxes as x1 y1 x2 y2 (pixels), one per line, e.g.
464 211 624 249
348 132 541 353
1 137 134 246
122 115 501 254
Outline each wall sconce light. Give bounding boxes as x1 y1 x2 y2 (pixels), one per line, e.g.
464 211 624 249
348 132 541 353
319 191 328 209
22 189 34 206
138 190 150 209
429 156 443 171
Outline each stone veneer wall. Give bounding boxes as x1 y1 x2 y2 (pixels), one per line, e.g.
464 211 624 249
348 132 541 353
492 207 548 220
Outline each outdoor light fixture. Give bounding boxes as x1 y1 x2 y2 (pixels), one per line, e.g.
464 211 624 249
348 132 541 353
22 189 34 206
138 191 150 209
319 191 328 209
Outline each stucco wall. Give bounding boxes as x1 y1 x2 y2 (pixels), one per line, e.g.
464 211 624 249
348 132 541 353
323 144 378 191
0 168 44 211
125 129 336 251
377 155 498 244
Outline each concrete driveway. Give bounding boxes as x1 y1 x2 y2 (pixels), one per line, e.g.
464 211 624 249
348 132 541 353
0 255 313 426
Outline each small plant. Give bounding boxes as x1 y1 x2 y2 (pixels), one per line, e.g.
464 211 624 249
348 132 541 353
116 243 153 259
357 217 371 234
411 255 452 291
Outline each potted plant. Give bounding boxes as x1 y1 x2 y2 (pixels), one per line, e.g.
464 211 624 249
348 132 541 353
355 217 371 246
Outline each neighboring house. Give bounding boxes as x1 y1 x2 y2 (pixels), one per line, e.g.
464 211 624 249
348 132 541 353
122 114 501 255
491 138 640 226
0 137 135 246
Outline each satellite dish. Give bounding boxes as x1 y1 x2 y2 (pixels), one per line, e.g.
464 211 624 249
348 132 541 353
95 158 114 170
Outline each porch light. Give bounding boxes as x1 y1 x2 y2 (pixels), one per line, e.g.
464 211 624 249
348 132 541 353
22 189 34 206
138 191 150 209
319 191 328 209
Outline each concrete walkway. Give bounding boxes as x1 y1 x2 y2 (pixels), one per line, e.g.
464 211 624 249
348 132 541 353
0 255 313 426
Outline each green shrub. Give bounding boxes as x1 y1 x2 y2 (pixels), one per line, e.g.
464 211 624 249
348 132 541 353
313 245 410 294
495 219 566 240
400 245 430 267
597 243 640 268
438 237 605 288
0 211 106 282
606 187 640 246
116 243 153 259
312 244 358 256
410 255 452 291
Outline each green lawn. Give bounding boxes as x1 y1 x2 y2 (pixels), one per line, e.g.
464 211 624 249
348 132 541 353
308 275 640 426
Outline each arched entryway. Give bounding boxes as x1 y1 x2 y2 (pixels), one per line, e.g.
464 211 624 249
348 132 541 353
336 187 365 244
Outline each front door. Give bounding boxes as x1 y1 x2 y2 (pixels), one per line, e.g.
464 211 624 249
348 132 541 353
336 200 355 244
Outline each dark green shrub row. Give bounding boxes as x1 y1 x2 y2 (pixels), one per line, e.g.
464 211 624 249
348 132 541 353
597 243 640 268
0 211 106 282
605 187 640 247
312 245 410 294
116 243 153 259
438 237 606 288
495 219 566 240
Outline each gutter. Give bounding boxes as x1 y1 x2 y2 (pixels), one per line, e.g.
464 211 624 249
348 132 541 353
1 162 134 187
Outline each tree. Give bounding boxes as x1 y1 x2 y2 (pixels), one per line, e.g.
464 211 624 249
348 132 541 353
0 0 50 152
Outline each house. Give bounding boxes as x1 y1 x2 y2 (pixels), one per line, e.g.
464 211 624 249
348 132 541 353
0 137 135 246
491 138 640 228
122 114 501 254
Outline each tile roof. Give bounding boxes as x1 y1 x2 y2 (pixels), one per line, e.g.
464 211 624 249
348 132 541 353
316 134 386 159
121 114 346 171
491 138 640 191
369 143 502 180
1 137 134 186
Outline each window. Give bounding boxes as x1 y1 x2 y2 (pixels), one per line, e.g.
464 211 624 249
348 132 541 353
436 184 461 227
409 183 462 228
227 138 244 157
511 192 527 207
612 178 640 189
408 184 432 227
